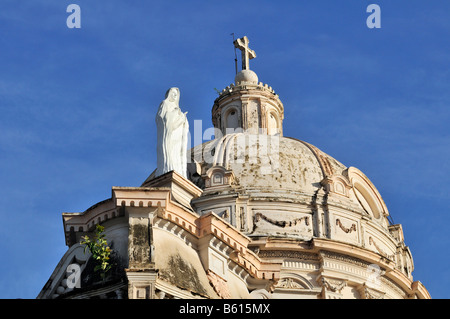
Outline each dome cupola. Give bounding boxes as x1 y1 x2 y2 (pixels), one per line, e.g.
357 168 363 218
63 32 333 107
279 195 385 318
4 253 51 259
212 36 284 137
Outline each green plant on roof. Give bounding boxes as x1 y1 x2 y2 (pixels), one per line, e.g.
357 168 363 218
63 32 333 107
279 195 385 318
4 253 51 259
80 224 112 280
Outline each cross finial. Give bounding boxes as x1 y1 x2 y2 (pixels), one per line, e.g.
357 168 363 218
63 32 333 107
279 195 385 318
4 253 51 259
233 36 256 71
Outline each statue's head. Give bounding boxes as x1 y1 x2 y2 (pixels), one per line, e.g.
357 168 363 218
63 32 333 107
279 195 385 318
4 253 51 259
165 87 180 103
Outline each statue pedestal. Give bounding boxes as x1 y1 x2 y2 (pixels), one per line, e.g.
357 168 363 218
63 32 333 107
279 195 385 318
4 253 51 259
142 170 202 210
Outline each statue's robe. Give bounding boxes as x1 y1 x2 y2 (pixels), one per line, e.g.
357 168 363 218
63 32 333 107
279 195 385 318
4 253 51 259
155 88 189 178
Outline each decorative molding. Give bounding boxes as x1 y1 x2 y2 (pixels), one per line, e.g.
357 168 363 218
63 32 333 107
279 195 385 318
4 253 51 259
363 287 385 299
202 166 235 189
160 204 282 281
381 276 407 298
320 277 346 293
258 250 319 261
336 218 357 234
369 236 395 260
254 213 309 228
282 260 320 271
320 251 372 269
357 283 385 299
126 269 158 299
320 174 352 197
206 270 231 299
275 278 304 290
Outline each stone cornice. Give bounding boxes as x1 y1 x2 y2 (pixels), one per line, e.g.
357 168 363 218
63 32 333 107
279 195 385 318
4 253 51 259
84 184 283 282
160 199 282 280
141 170 203 198
312 238 420 297
247 236 427 298
213 82 282 106
412 280 431 299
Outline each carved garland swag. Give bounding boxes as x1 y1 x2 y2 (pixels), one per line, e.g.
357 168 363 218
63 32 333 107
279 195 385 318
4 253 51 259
336 218 357 234
254 213 309 228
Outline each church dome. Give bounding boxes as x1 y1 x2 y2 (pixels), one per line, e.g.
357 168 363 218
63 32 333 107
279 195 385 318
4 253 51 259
188 129 415 280
235 69 258 84
190 133 344 199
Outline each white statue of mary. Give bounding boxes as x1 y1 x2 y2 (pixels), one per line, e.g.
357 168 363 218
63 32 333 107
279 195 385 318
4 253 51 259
155 87 189 178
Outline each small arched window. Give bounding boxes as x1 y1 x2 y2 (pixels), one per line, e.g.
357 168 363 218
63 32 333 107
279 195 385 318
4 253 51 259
268 112 278 135
225 108 239 131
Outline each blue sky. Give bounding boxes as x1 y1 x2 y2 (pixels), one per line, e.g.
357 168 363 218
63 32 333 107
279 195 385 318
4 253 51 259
0 0 448 298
